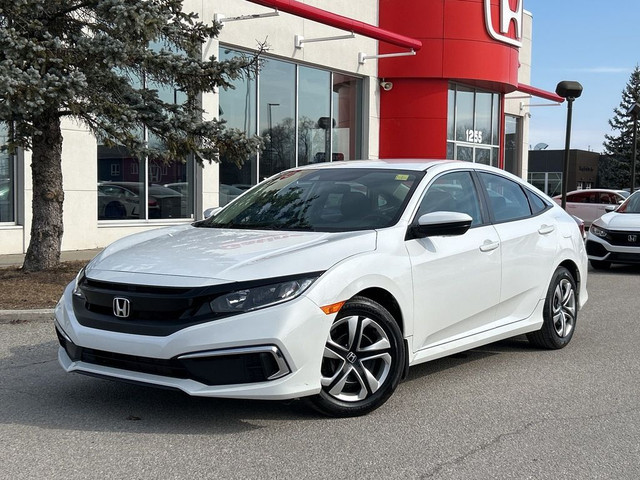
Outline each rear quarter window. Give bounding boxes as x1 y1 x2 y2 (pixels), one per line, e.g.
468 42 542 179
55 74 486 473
525 189 550 215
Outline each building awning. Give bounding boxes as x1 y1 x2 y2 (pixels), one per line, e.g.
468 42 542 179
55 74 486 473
246 0 422 51
517 83 565 103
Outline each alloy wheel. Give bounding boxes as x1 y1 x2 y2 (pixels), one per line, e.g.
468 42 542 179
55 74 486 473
552 278 576 338
321 315 393 402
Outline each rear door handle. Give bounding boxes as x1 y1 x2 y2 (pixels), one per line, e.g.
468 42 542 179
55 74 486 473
479 240 499 252
539 224 555 235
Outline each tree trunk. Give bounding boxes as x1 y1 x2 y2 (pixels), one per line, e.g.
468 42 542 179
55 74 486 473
22 111 64 272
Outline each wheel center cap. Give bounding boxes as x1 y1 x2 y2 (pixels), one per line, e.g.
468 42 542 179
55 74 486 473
346 352 357 363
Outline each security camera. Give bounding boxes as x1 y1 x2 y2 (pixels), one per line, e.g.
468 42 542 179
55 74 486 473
380 81 393 91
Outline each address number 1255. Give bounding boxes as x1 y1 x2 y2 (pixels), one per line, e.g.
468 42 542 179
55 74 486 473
465 129 483 144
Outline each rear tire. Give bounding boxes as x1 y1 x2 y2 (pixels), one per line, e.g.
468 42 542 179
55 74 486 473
527 267 577 349
308 296 405 417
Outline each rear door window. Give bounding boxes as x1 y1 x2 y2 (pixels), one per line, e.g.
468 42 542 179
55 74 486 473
478 172 532 223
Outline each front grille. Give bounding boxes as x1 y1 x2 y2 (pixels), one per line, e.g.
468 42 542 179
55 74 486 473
605 230 640 247
57 327 289 386
84 278 191 295
73 278 230 336
71 272 323 337
607 230 640 248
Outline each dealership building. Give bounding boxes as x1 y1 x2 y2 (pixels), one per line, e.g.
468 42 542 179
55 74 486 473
0 0 562 256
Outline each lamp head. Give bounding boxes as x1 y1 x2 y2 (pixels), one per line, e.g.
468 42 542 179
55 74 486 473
555 81 583 100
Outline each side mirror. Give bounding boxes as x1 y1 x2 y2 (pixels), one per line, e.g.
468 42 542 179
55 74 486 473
604 205 617 213
406 211 472 239
203 206 222 218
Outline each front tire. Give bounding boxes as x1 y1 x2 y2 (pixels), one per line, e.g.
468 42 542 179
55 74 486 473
308 296 405 417
527 267 577 349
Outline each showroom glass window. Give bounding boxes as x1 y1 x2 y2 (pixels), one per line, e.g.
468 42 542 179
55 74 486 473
97 42 195 221
260 58 296 179
218 48 258 194
527 172 562 196
219 48 363 204
447 84 500 166
0 124 15 223
504 115 522 175
298 66 330 166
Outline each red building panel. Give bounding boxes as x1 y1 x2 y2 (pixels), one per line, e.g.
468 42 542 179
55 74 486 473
378 0 521 159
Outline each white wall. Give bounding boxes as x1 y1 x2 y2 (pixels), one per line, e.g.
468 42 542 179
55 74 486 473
504 10 533 179
0 0 382 255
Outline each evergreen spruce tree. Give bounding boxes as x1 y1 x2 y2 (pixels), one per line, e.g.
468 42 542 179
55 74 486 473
601 65 640 189
0 0 262 271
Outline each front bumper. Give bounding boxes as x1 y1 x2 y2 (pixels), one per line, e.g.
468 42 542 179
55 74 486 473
54 283 331 400
586 233 640 265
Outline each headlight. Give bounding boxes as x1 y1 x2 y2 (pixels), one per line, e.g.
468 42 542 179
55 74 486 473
590 224 609 239
72 268 86 298
210 275 319 314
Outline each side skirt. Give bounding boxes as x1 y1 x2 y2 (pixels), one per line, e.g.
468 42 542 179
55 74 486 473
408 301 544 367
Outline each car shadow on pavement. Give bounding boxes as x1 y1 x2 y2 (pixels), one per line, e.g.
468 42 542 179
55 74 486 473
0 338 319 434
1 332 552 431
402 335 538 384
588 264 640 275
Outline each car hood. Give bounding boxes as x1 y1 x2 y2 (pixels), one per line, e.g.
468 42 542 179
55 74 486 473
85 225 377 286
596 212 640 230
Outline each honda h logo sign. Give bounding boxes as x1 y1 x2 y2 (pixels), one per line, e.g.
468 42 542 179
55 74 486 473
113 297 131 318
484 0 523 48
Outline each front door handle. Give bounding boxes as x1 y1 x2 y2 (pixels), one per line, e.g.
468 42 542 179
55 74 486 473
479 240 499 252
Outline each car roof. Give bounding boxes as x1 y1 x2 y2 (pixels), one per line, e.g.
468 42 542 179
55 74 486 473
553 188 628 198
295 159 462 172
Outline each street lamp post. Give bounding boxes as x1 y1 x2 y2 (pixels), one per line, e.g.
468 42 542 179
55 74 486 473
627 103 640 194
555 81 583 210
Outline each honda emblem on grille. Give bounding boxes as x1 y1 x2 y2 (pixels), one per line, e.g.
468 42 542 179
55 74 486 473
113 297 131 318
629 235 638 243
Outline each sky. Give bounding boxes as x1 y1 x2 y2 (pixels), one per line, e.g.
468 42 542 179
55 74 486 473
527 1 639 153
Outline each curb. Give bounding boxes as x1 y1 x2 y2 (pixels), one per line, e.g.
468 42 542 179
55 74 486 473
0 309 55 324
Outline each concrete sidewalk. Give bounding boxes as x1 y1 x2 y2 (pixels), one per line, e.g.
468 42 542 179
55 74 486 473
0 248 102 268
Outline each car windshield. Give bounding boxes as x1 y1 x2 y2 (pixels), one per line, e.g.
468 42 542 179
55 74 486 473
196 168 423 232
617 192 640 213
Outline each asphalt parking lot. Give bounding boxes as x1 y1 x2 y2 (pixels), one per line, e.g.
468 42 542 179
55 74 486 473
1 265 639 480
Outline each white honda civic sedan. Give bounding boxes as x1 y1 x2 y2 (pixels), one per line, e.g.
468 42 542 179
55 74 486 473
55 160 588 416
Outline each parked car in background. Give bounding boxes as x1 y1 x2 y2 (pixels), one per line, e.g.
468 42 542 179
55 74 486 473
98 182 183 220
553 189 628 228
57 160 588 417
163 182 191 217
586 190 640 269
98 183 142 219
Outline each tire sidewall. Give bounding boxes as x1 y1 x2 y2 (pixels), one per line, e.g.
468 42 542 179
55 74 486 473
312 296 405 417
543 267 577 348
